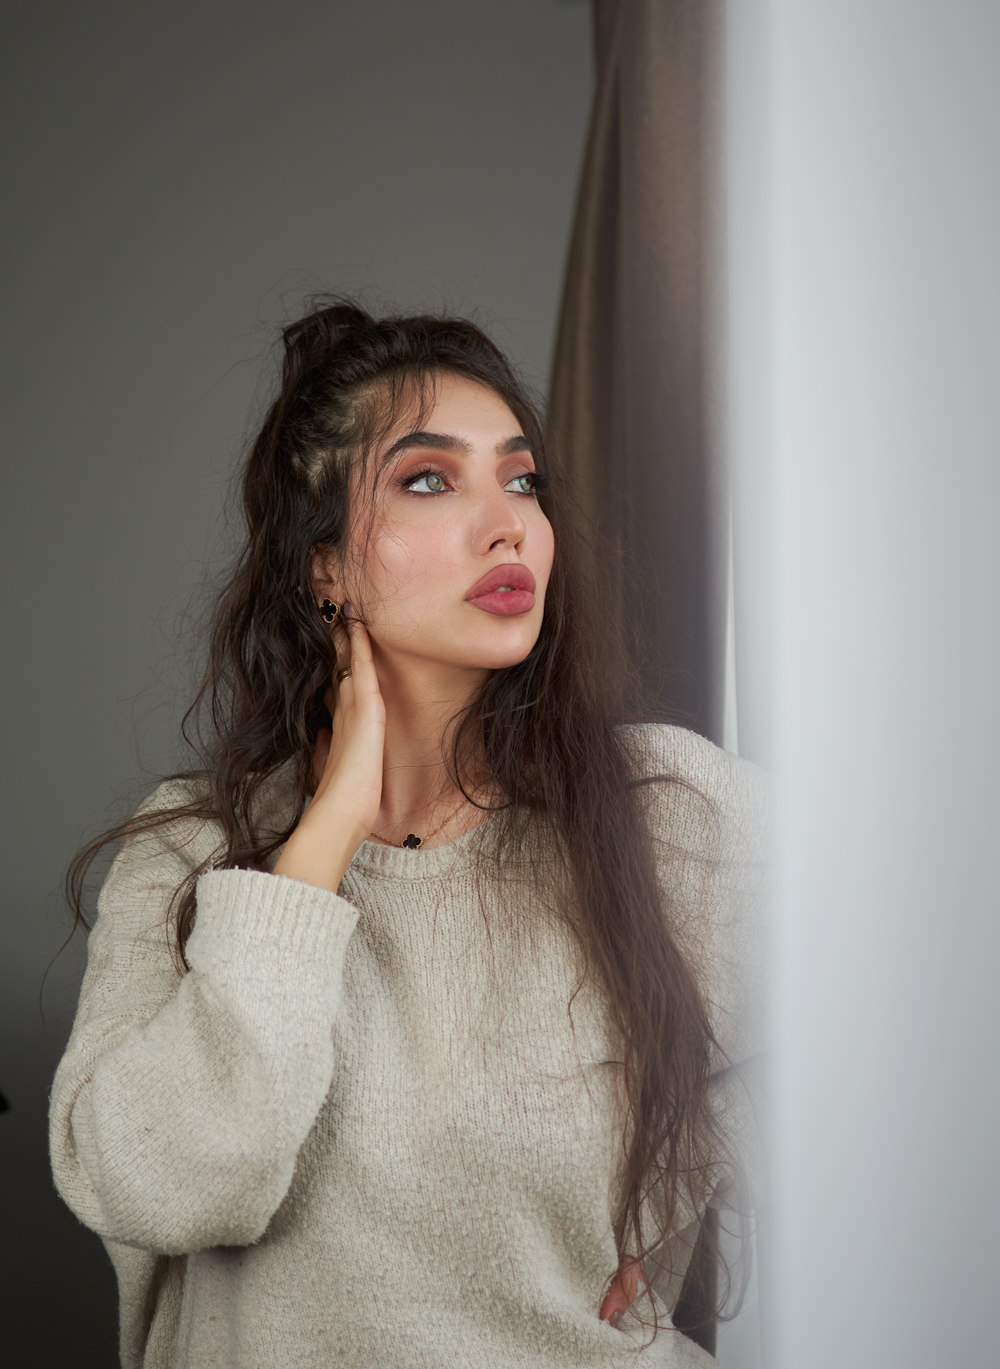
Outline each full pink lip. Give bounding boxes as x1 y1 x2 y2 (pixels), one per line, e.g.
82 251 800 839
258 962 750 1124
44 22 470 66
464 564 537 599
464 563 537 617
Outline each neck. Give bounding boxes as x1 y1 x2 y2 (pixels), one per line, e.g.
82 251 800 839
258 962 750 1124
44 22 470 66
372 648 488 832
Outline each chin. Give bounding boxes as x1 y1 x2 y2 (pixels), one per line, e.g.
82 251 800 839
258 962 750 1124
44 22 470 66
377 610 544 673
467 623 543 671
478 649 537 672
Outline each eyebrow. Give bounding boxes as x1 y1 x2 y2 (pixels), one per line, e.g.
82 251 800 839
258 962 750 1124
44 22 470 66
383 430 534 461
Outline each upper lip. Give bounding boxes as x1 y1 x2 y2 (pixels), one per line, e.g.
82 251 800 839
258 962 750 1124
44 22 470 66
464 563 536 599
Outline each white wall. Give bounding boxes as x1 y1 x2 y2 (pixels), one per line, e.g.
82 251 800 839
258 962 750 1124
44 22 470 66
728 1 1000 1364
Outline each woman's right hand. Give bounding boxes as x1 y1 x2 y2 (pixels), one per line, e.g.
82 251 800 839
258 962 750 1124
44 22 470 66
273 612 386 893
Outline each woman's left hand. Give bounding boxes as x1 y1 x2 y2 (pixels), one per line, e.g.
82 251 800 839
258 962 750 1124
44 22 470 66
599 1259 641 1329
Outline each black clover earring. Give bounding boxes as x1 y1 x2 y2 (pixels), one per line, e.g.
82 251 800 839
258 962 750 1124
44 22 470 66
319 599 341 624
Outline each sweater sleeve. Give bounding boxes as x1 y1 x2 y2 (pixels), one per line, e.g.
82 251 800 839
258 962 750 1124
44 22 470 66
49 783 359 1256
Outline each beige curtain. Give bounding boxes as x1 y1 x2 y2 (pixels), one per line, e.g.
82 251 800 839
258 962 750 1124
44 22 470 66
548 0 728 745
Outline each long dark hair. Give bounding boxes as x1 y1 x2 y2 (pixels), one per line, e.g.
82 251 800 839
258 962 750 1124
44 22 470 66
68 298 741 1335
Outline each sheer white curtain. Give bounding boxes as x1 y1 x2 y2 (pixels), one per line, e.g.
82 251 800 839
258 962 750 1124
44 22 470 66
727 3 1000 1366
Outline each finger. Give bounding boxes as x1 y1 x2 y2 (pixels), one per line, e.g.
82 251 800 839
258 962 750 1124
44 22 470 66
599 1260 641 1327
344 610 373 660
329 612 361 693
599 1284 627 1326
341 614 378 689
622 1261 640 1303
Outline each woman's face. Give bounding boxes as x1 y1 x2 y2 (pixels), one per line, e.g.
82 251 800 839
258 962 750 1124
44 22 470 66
324 373 555 679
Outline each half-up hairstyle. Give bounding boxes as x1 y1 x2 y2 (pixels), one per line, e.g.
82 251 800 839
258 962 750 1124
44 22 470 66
68 297 742 1339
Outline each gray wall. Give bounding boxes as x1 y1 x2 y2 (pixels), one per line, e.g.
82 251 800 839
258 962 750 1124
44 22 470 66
0 3 592 1358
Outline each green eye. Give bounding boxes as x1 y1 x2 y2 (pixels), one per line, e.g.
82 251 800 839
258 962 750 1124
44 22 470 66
506 474 535 494
408 471 445 493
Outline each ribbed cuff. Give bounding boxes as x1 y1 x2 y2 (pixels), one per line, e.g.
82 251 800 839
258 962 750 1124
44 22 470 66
195 868 356 957
187 869 359 1038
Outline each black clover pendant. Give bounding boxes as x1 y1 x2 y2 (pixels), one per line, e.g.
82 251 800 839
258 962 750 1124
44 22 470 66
401 833 422 850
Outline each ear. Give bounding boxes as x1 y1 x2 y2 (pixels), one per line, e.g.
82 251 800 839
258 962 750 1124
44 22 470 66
309 546 344 607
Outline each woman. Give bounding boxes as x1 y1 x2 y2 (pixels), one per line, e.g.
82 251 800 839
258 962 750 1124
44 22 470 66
51 301 769 1368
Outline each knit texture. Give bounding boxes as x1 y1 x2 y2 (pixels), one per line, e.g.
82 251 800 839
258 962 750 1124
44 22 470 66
50 725 771 1368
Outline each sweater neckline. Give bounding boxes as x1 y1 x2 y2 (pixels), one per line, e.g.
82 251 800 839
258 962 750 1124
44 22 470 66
347 815 493 880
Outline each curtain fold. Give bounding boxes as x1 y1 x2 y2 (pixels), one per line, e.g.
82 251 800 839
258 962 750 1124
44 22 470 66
548 0 728 744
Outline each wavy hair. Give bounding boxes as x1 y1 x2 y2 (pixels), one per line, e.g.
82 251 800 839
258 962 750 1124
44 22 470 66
67 298 742 1338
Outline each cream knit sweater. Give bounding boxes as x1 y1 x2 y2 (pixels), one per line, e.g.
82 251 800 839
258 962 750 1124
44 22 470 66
50 725 770 1369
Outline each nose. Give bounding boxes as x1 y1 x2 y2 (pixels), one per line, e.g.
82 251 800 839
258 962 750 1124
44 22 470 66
473 480 527 555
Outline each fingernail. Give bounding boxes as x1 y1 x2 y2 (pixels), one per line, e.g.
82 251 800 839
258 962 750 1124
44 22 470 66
609 1310 623 1330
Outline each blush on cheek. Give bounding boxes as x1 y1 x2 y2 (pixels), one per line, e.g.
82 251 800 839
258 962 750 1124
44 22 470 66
362 524 460 623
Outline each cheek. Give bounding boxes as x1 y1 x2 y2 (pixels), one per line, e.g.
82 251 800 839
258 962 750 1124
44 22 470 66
363 521 462 605
534 515 556 591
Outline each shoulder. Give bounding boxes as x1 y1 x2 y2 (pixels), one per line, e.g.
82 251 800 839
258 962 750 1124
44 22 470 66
119 775 221 870
618 726 773 1061
85 760 300 974
98 762 301 914
90 780 224 944
618 723 773 865
118 758 299 874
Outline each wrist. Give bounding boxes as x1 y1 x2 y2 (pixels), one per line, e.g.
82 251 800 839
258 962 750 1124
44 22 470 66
273 809 367 893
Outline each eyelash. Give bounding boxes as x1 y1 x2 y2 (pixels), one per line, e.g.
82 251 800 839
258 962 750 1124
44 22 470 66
398 467 552 495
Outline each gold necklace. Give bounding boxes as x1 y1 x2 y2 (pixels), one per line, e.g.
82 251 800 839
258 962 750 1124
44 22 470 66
369 796 470 850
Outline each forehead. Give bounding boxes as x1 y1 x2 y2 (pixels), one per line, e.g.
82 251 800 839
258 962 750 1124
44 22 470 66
381 373 523 452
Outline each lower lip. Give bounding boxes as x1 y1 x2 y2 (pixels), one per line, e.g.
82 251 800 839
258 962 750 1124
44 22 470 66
467 589 536 617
